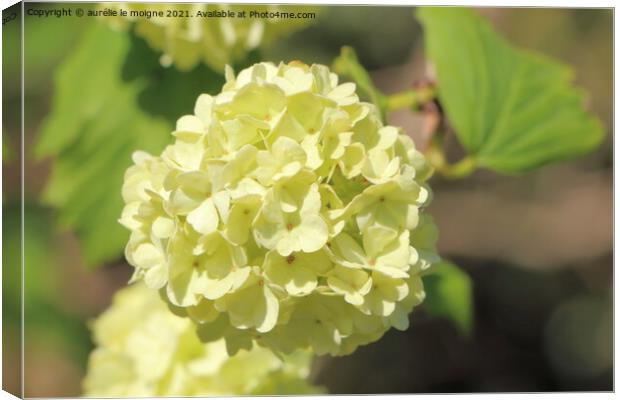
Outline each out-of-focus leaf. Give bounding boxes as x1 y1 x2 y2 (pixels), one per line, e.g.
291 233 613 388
3 203 93 366
2 203 22 322
422 260 473 336
417 7 604 173
332 46 387 117
36 22 227 267
120 31 227 123
35 23 172 266
3 4 21 154
3 203 60 314
23 4 87 94
2 131 10 163
2 4 21 98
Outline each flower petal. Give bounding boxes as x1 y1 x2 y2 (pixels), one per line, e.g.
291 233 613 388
187 198 219 235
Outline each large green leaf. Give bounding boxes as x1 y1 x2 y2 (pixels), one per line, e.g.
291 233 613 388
35 23 173 266
417 7 604 173
423 260 473 336
36 21 227 267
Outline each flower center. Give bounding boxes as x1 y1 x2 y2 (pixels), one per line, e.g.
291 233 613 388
286 254 296 264
286 223 294 231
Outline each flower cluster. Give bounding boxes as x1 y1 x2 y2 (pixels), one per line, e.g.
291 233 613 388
120 61 439 356
83 283 321 396
104 3 319 71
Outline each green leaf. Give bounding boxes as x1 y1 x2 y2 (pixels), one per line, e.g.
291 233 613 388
2 131 10 163
36 22 226 267
3 203 60 317
417 7 604 173
3 202 93 366
3 4 22 98
23 5 87 94
422 260 473 336
120 31 228 124
3 202 22 322
35 23 173 266
332 46 388 119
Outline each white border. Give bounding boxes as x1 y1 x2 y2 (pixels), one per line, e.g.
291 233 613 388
0 1 616 400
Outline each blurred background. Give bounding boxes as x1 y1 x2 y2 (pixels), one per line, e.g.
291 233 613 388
2 4 612 396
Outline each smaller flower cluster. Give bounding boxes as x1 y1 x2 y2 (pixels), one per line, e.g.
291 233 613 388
83 283 320 397
120 61 439 356
103 3 319 71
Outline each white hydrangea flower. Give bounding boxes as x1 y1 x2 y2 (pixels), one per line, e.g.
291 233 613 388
83 283 321 397
103 3 319 71
120 61 439 356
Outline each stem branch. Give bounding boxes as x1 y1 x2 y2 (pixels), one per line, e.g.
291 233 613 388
386 87 435 112
425 138 477 179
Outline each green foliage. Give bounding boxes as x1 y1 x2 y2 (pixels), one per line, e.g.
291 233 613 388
2 4 22 97
3 4 22 148
2 131 10 163
35 23 170 266
23 6 87 94
3 203 92 366
36 23 225 267
3 204 55 313
417 7 604 173
422 260 473 336
120 31 227 123
2 203 21 322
